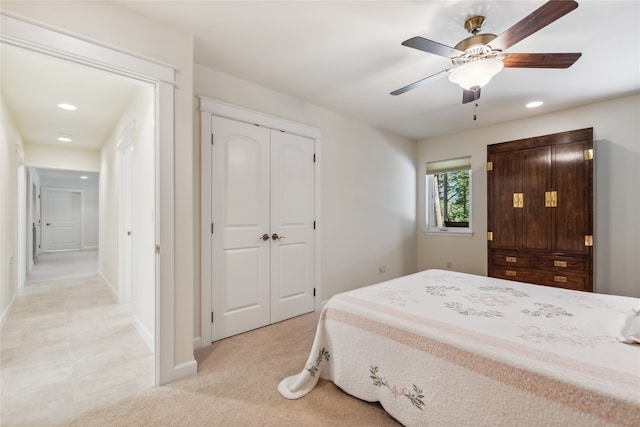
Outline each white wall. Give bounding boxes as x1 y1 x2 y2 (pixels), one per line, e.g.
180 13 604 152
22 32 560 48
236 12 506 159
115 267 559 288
99 85 155 342
130 86 156 344
38 177 99 249
0 95 22 325
417 94 640 298
23 143 100 172
194 64 418 336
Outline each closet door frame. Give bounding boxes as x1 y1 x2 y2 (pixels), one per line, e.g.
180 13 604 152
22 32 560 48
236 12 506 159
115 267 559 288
199 97 322 347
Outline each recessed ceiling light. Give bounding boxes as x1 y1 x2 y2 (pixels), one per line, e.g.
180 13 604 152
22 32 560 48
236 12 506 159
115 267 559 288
80 176 88 180
57 135 72 142
57 103 77 111
526 101 544 109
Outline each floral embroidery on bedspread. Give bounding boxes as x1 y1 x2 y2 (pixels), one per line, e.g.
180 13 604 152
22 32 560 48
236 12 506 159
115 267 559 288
521 303 573 318
478 286 529 298
369 366 425 410
424 285 461 296
464 293 513 307
378 287 419 306
517 325 619 347
306 347 330 377
444 301 504 317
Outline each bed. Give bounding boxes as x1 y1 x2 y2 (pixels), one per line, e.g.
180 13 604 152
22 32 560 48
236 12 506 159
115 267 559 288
278 269 640 426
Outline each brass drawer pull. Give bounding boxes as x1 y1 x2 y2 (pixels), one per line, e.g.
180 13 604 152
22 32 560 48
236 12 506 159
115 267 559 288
554 260 567 268
506 256 517 263
554 276 567 283
505 270 517 277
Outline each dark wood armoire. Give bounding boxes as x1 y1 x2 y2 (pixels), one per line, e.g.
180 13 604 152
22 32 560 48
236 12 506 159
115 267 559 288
487 128 593 291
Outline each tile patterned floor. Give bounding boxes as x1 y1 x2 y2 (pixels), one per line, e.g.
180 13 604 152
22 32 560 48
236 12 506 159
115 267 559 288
0 252 154 426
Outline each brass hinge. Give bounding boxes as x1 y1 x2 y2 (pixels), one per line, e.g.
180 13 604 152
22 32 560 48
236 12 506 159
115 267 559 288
313 153 316 163
584 149 593 160
545 191 558 207
513 193 524 208
313 221 316 230
487 161 493 171
487 231 493 241
155 245 160 254
585 235 593 247
313 288 316 297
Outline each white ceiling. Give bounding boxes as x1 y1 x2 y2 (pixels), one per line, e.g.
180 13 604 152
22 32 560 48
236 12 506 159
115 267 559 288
0 43 143 151
1 1 639 172
118 0 640 140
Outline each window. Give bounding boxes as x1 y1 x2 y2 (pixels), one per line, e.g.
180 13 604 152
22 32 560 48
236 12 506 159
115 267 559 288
426 156 472 232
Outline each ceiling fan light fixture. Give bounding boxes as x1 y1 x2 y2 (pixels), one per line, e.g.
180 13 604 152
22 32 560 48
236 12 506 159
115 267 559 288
448 58 504 90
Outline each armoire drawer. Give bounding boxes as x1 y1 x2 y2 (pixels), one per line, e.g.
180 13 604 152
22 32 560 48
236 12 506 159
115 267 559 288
536 272 587 291
489 267 588 292
536 255 587 273
490 267 537 283
491 251 533 268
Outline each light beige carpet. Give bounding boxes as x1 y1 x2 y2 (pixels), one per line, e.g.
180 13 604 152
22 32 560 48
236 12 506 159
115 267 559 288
61 312 401 426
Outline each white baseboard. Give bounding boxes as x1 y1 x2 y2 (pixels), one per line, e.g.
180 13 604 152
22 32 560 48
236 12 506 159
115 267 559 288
132 314 154 352
174 359 198 380
0 293 16 330
99 271 117 296
193 336 202 350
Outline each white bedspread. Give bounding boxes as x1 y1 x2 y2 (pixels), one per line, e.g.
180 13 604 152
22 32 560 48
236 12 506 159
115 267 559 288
278 270 640 426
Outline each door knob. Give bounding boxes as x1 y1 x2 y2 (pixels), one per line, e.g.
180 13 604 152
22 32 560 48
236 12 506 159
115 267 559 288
260 234 270 241
272 233 286 240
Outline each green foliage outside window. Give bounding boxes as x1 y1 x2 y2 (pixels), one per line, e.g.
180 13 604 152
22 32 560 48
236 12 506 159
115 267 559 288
433 170 470 227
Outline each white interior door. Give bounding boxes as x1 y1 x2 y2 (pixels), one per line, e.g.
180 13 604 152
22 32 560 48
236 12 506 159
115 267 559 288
41 189 81 251
211 116 271 341
270 130 315 323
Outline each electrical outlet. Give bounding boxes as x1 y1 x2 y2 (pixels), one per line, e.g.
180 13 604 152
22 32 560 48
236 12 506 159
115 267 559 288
378 266 386 274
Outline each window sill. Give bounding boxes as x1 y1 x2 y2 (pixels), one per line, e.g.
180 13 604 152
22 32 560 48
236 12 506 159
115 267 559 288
423 229 474 237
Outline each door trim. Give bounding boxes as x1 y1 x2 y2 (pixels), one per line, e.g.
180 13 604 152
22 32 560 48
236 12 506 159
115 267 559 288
1 13 179 384
199 97 322 347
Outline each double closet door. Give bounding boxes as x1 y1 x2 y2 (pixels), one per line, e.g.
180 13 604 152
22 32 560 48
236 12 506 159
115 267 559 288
210 115 315 341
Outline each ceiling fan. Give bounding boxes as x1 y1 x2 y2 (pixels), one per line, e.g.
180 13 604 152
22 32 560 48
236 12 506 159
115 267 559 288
391 0 582 104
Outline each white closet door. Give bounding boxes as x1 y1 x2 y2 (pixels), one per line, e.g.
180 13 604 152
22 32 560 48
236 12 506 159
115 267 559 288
270 130 315 322
211 116 271 341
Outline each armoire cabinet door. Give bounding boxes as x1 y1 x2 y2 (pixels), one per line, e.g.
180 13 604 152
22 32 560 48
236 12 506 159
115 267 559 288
520 146 552 252
552 141 592 254
487 150 519 250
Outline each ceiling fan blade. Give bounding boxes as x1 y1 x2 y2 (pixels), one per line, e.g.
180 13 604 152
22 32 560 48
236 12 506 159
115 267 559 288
402 36 464 58
462 87 481 104
391 69 448 96
490 0 578 51
502 53 581 68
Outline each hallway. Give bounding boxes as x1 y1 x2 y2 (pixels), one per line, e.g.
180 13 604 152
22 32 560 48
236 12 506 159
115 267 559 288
0 250 153 426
